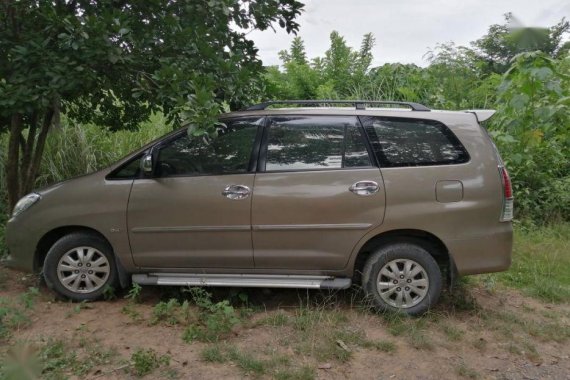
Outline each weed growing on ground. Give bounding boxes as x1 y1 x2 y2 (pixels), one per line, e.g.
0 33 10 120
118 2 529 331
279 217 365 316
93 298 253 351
442 324 464 341
130 348 170 377
200 343 315 379
19 287 39 309
182 287 240 343
102 285 116 300
38 340 78 379
201 344 226 363
63 301 92 318
227 346 266 375
0 289 39 341
256 310 290 327
125 283 143 303
274 365 315 380
152 298 190 326
121 303 142 322
362 339 397 353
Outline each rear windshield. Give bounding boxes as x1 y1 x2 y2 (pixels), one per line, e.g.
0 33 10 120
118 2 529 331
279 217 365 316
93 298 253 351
360 116 470 167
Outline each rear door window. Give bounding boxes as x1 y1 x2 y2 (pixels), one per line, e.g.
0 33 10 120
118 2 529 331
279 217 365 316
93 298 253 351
360 116 469 167
263 116 372 171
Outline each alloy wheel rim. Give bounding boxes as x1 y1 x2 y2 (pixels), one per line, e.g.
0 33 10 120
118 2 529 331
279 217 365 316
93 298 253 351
376 259 429 309
57 246 110 294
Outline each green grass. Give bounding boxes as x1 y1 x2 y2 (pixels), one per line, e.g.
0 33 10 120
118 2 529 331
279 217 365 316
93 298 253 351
0 338 119 380
487 223 570 303
0 288 40 341
227 346 266 375
442 324 464 342
275 365 315 380
256 310 290 327
201 344 314 379
362 339 397 353
201 344 226 363
130 348 170 377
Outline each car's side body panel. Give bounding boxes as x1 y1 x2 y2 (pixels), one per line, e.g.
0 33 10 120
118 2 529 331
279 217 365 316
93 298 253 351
251 168 386 270
5 172 135 272
345 113 512 275
127 174 255 268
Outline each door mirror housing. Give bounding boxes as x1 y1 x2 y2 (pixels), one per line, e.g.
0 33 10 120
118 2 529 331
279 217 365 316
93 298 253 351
141 153 153 176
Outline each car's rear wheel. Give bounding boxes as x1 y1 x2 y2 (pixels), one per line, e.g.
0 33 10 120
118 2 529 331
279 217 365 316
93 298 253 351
43 233 118 301
362 243 442 316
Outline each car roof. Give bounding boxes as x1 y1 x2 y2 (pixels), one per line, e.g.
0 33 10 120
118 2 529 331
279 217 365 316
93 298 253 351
220 107 484 123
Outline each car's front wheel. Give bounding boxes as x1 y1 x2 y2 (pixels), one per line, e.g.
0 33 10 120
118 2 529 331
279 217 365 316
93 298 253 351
362 243 442 316
43 233 118 301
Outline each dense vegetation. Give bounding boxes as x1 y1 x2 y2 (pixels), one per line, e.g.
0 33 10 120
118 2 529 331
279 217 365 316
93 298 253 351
0 12 569 230
264 14 570 223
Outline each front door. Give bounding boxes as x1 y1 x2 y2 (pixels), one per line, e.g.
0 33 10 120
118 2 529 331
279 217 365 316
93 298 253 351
252 115 386 270
127 116 264 269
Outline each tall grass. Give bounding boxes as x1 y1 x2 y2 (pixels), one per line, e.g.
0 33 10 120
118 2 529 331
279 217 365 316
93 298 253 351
0 113 171 213
0 114 171 257
37 113 171 189
483 223 570 303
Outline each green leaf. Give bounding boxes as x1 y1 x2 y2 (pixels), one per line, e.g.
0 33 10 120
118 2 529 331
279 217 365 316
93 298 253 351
510 94 529 110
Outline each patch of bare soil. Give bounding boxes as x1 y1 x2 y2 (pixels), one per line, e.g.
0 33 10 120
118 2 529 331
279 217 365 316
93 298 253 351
1 264 569 380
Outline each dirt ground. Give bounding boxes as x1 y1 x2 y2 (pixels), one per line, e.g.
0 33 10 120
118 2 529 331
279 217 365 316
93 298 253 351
1 264 569 380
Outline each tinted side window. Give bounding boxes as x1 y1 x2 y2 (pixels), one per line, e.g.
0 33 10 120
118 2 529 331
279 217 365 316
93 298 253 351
264 116 371 171
108 154 142 179
361 116 469 167
344 125 372 167
156 117 262 177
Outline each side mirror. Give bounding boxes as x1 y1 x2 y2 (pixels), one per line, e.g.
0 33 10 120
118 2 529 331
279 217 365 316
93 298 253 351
141 153 153 175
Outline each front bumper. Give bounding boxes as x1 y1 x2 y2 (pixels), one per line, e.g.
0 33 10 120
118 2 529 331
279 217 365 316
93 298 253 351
4 217 37 273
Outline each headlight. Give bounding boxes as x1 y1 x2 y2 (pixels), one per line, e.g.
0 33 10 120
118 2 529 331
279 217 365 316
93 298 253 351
12 193 41 218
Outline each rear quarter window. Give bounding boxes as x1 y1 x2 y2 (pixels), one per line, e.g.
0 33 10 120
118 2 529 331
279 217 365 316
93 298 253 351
360 116 469 167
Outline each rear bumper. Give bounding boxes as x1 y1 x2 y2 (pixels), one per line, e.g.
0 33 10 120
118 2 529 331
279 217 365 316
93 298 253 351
4 218 37 273
447 223 513 276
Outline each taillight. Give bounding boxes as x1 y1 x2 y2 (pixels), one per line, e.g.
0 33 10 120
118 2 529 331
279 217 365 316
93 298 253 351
499 166 514 221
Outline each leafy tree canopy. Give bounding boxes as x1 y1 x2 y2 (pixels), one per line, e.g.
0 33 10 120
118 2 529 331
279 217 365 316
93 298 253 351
0 0 303 209
473 13 570 72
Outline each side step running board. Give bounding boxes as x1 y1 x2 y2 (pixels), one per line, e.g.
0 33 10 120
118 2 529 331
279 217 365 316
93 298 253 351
132 273 352 290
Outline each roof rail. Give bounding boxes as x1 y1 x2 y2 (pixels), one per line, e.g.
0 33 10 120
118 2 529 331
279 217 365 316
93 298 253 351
245 100 431 112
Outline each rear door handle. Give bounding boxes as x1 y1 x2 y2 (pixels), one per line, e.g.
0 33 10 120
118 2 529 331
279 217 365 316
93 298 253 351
222 185 251 200
349 181 379 196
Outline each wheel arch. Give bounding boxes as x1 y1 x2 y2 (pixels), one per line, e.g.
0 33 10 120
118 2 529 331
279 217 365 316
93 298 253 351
352 229 455 286
35 225 129 288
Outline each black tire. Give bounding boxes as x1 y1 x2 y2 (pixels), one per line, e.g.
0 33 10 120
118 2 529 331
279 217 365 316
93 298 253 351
43 232 119 301
362 243 442 316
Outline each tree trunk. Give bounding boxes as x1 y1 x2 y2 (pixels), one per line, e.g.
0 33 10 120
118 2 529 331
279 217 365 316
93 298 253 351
22 109 52 195
6 114 23 212
5 106 55 213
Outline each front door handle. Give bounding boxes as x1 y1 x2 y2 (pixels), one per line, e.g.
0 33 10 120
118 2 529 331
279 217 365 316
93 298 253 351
349 181 380 196
222 185 251 200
